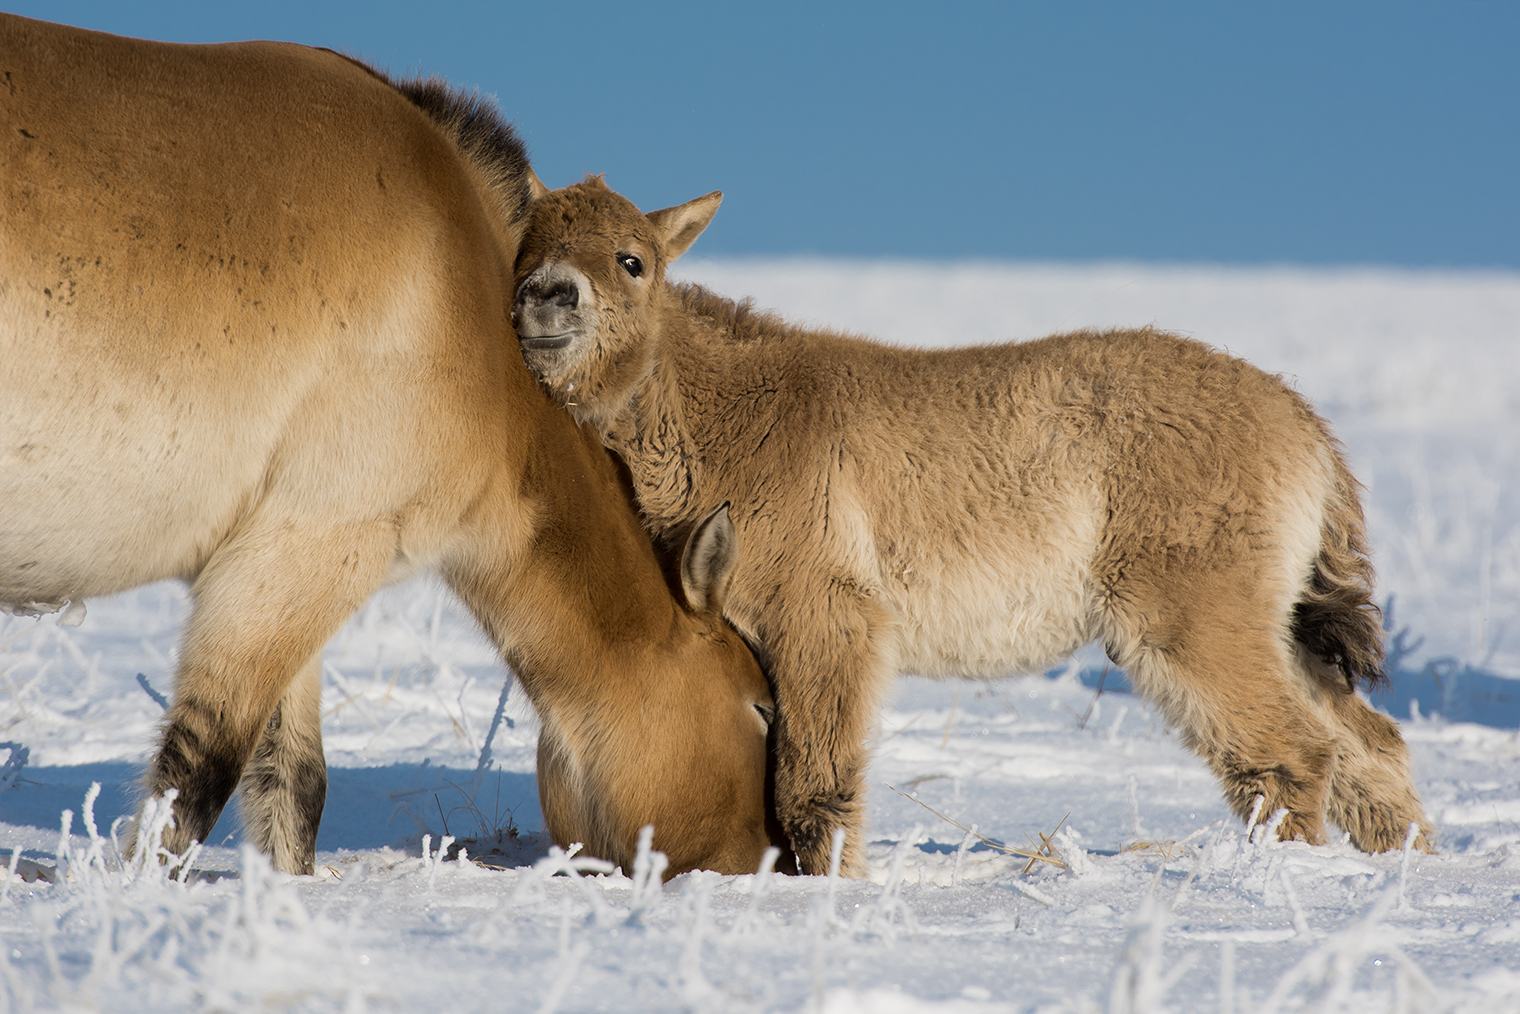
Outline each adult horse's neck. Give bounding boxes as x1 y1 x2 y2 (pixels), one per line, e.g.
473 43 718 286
444 402 683 708
438 388 777 874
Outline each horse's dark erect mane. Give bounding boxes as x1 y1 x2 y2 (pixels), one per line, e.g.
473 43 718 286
327 49 534 226
391 77 535 224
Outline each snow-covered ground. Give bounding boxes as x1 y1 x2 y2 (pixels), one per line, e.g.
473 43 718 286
2 262 1518 1012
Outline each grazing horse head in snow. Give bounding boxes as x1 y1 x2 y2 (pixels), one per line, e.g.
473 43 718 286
0 15 787 879
510 175 1434 877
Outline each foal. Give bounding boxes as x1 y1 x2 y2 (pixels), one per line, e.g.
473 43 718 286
509 176 1434 876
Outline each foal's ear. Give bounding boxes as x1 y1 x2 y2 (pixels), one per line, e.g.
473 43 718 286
526 168 552 202
648 191 722 263
680 502 738 614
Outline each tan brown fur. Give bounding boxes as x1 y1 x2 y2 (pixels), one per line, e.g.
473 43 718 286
1 16 783 878
511 177 1434 875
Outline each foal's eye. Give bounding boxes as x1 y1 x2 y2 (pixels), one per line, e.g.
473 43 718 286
753 703 775 727
618 254 644 278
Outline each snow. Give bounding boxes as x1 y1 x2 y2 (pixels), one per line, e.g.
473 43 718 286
3 262 1518 1012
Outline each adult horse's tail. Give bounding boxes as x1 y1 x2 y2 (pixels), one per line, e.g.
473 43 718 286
1292 440 1386 691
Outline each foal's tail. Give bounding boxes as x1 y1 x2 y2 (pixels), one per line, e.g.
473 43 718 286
1290 443 1386 690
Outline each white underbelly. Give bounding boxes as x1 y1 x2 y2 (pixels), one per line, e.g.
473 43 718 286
0 388 274 601
0 456 256 601
887 570 1096 680
875 509 1100 681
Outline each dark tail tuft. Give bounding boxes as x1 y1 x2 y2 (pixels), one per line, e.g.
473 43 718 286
1292 441 1386 690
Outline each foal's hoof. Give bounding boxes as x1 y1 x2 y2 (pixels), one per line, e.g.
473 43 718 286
783 806 864 877
1355 822 1438 854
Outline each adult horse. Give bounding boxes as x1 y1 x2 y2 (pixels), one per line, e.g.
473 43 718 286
510 176 1433 877
0 15 782 878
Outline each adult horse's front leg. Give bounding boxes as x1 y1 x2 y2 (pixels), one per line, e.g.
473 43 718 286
137 519 395 870
765 586 896 878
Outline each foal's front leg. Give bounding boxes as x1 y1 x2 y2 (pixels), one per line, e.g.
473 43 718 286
766 587 895 877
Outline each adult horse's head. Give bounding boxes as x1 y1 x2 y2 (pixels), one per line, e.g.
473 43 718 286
524 482 791 877
513 177 721 429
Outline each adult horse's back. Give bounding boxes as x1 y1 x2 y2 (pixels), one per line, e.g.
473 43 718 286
1 14 781 878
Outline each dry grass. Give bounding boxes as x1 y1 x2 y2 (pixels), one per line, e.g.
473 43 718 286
888 784 1067 871
1075 664 1113 731
432 773 523 869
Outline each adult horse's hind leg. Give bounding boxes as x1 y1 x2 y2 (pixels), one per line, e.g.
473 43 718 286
238 652 328 874
1109 600 1337 846
140 518 395 869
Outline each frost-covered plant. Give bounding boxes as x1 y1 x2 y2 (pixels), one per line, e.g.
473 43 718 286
625 824 670 925
1260 887 1438 1014
1108 898 1198 1014
850 824 922 941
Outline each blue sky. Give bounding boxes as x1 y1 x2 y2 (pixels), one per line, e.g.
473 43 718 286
11 2 1518 267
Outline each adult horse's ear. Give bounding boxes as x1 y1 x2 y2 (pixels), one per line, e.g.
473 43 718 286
680 502 738 614
527 168 551 202
648 191 722 263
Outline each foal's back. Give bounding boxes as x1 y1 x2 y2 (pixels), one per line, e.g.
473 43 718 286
701 316 1421 869
680 321 1335 679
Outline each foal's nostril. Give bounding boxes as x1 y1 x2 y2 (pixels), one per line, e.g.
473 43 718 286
522 279 574 311
541 280 579 310
516 272 581 314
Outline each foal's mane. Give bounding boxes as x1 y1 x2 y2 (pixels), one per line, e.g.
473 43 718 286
671 283 793 345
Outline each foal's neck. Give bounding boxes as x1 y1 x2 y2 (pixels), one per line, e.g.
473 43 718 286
603 324 710 534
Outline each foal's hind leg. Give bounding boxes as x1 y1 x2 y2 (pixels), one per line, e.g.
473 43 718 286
1305 663 1435 852
238 652 328 875
1325 695 1434 852
1111 610 1337 845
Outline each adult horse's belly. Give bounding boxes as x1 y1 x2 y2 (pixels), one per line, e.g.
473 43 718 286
1 269 327 601
0 358 282 601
